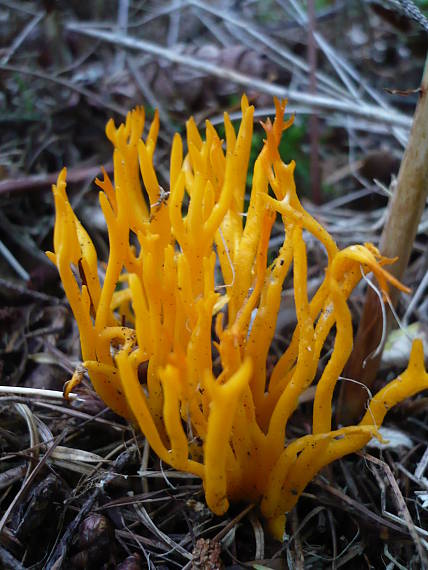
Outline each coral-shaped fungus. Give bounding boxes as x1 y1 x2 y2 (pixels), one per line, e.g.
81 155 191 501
47 96 428 539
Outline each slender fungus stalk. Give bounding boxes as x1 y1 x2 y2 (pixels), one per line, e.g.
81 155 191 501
48 96 428 539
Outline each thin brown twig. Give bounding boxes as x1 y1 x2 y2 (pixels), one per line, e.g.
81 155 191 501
314 480 409 535
214 503 255 542
0 161 113 196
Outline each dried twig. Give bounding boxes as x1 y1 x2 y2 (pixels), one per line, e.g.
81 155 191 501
339 54 428 423
0 238 30 280
45 489 100 570
65 22 413 130
307 0 321 204
188 0 346 98
0 9 45 64
387 0 428 32
0 64 127 116
0 429 66 535
362 451 428 568
282 0 408 146
314 479 408 534
0 162 113 196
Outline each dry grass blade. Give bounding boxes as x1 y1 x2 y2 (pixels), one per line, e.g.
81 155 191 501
49 459 98 476
249 511 265 561
50 446 108 464
13 403 39 481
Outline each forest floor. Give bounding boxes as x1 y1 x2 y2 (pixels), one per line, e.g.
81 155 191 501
1 1 428 568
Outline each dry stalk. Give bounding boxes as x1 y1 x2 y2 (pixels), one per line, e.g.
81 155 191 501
339 54 428 424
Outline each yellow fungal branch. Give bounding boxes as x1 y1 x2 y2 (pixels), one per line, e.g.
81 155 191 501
47 96 428 540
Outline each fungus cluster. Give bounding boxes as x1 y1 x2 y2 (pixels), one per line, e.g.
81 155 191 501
47 96 428 538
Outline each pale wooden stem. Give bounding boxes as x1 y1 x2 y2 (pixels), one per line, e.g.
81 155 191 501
338 54 428 425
